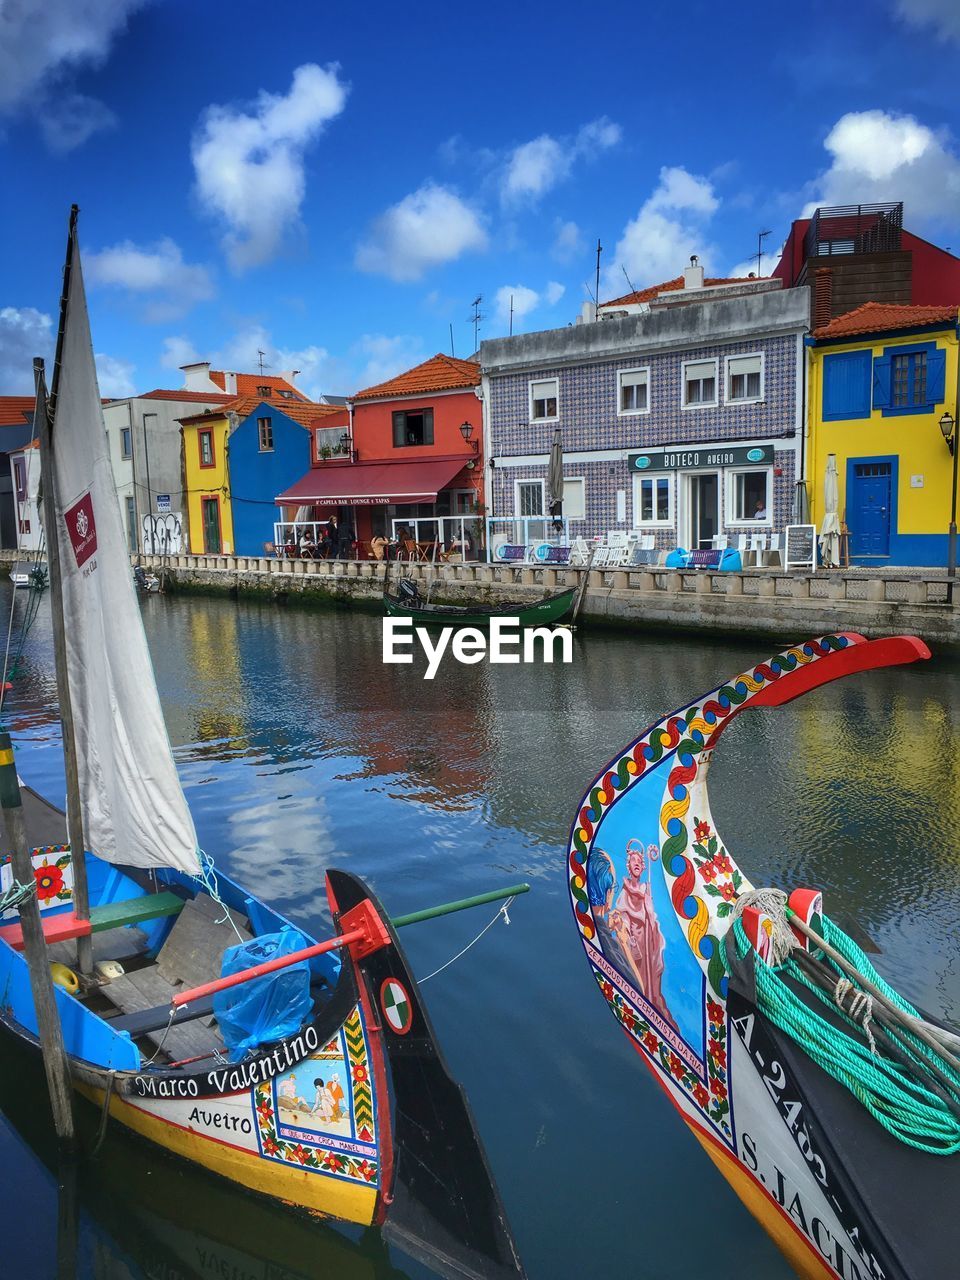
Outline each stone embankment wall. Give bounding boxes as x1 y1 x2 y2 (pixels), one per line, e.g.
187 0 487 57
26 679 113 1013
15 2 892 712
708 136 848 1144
120 552 960 649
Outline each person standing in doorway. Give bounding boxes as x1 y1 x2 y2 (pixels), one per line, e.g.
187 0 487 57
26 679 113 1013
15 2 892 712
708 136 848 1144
327 515 340 559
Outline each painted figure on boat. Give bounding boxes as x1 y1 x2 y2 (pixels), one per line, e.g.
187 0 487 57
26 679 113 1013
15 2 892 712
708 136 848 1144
610 842 671 1024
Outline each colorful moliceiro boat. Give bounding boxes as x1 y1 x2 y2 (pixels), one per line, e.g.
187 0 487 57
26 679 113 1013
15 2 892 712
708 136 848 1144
569 634 960 1280
384 580 575 627
0 206 524 1280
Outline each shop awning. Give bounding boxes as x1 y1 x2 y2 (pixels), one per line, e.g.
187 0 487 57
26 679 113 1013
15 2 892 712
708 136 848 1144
276 458 468 507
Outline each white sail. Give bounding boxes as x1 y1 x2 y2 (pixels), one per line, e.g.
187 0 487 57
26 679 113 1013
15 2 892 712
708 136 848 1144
48 223 200 875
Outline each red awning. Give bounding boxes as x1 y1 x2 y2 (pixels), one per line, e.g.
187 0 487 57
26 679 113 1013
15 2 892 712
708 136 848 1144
276 458 468 507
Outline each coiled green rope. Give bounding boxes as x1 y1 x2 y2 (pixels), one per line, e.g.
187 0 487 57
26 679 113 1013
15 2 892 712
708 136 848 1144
722 913 960 1155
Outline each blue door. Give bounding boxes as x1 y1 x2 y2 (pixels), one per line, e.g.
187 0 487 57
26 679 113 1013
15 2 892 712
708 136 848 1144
849 462 892 556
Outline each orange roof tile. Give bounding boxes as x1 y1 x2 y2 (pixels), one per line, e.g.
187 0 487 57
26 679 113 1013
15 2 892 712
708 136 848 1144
178 394 341 428
0 396 35 426
602 275 768 308
140 389 228 403
813 301 959 340
207 371 306 400
353 354 480 402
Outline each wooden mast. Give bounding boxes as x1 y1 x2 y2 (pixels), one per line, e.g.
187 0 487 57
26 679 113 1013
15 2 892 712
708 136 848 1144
36 205 93 977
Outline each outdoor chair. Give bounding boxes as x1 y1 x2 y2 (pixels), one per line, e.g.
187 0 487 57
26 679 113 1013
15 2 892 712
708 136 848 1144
569 537 592 566
764 533 784 568
263 541 276 557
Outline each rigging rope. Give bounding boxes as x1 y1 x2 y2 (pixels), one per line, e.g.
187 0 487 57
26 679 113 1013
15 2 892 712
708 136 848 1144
0 877 36 914
722 895 960 1155
418 897 515 983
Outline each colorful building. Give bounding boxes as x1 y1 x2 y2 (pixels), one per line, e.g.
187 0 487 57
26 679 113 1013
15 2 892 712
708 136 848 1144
276 354 483 554
180 390 346 555
482 261 809 552
807 302 960 566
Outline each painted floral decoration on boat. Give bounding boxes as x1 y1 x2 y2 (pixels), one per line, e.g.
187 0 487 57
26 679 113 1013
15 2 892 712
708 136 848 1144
33 855 71 902
690 817 742 918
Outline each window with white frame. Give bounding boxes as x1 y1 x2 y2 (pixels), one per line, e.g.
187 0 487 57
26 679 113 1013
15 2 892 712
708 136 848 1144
529 378 558 421
682 359 718 408
728 468 771 523
618 367 650 415
516 479 544 516
632 473 673 526
726 353 763 403
562 477 585 520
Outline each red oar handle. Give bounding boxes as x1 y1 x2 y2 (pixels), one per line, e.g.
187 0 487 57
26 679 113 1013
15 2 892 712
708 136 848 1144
170 927 366 1008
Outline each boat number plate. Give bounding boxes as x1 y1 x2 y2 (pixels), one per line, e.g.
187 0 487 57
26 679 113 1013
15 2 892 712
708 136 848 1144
380 978 413 1035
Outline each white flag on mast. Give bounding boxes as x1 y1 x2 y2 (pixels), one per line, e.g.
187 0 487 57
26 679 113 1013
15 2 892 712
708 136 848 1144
50 222 200 875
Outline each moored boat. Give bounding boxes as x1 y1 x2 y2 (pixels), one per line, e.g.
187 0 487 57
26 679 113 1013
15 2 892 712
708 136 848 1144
0 206 525 1280
569 633 960 1280
384 578 576 627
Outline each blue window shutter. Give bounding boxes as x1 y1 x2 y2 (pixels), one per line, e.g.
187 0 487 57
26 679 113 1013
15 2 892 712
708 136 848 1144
872 357 891 410
927 349 946 405
823 350 871 420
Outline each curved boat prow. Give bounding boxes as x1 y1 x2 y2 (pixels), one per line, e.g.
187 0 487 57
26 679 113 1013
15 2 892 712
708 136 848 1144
327 869 526 1280
569 633 950 1280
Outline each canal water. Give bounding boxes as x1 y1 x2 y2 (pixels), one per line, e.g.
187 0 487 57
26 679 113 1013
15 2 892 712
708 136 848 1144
2 585 959 1280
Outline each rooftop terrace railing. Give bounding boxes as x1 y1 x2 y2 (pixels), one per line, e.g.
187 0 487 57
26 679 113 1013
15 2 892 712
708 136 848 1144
803 202 903 261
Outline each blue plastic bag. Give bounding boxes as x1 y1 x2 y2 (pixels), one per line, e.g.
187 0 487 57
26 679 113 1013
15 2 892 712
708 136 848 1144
214 927 314 1061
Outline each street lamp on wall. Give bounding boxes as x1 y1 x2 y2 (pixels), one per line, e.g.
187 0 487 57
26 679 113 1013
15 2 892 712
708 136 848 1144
939 411 959 579
459 420 479 453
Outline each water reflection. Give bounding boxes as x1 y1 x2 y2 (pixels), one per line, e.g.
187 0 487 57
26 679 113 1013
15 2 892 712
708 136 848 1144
4 585 960 1279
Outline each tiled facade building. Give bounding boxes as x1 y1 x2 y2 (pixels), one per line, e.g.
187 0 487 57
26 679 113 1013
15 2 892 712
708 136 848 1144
480 268 810 552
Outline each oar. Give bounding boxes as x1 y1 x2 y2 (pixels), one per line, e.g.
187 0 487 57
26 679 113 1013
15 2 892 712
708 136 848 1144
170 883 530 1009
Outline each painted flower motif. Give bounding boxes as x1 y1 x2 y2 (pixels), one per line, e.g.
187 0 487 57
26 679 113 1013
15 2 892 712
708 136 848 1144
694 821 711 843
642 1030 659 1056
600 980 614 1001
710 1077 728 1102
709 1040 727 1069
256 1100 273 1121
622 1010 636 1033
693 1082 710 1108
699 861 718 884
719 883 738 903
34 862 64 901
706 999 724 1026
326 1154 343 1173
351 1063 368 1085
291 1144 311 1166
669 1054 685 1081
358 1159 375 1182
712 852 732 876
263 1137 280 1156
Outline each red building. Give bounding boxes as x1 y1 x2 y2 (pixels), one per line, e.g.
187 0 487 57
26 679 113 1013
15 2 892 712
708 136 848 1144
773 202 960 322
277 354 483 556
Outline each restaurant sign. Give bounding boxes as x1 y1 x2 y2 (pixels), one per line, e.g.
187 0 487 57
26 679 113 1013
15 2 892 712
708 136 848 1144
628 445 774 472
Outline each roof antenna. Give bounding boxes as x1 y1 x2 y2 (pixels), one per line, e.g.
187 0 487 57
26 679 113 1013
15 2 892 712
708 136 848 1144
594 238 602 321
468 295 483 352
449 322 455 358
257 348 270 376
509 293 514 337
756 229 771 279
621 264 638 298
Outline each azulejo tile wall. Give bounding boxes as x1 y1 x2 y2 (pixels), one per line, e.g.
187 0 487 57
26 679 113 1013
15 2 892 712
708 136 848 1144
487 332 801 542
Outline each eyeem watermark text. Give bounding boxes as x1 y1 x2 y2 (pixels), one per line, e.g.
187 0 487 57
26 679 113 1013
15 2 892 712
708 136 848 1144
382 618 573 680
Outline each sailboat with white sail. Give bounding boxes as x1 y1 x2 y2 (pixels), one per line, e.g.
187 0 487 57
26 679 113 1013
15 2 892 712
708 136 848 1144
0 208 525 1280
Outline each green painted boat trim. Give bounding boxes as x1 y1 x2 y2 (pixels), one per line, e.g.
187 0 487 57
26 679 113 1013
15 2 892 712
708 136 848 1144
382 587 576 628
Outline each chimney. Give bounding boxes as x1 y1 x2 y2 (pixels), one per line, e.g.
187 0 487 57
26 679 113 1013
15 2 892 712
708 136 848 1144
224 372 237 394
180 361 212 391
812 268 833 329
683 255 705 290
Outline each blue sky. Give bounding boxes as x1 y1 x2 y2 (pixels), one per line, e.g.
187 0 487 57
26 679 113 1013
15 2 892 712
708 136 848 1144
2 0 959 400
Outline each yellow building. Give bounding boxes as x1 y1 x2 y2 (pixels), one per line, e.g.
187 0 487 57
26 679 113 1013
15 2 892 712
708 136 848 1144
808 303 959 566
180 406 235 554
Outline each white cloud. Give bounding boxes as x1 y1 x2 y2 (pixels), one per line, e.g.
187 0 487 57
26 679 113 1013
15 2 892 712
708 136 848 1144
604 166 718 297
37 92 116 152
95 353 136 398
894 0 960 43
806 109 960 223
0 0 141 149
501 116 620 205
0 306 53 393
160 336 201 371
356 183 487 282
86 238 214 321
192 64 348 272
493 281 566 329
552 219 585 264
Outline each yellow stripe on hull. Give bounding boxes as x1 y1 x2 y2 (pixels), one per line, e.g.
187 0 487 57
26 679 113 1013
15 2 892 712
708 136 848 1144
77 1082 378 1226
687 1124 835 1280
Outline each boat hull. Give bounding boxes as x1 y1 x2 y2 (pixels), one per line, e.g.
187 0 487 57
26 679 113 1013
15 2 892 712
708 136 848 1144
383 586 575 627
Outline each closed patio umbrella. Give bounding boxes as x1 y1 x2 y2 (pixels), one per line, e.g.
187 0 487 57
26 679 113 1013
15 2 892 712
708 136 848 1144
819 453 841 568
547 427 564 532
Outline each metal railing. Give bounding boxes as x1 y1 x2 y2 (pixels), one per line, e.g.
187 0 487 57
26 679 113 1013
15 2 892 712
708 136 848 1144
803 202 903 261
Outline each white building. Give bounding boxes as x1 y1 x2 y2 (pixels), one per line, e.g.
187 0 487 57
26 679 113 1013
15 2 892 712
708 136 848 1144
8 441 42 552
